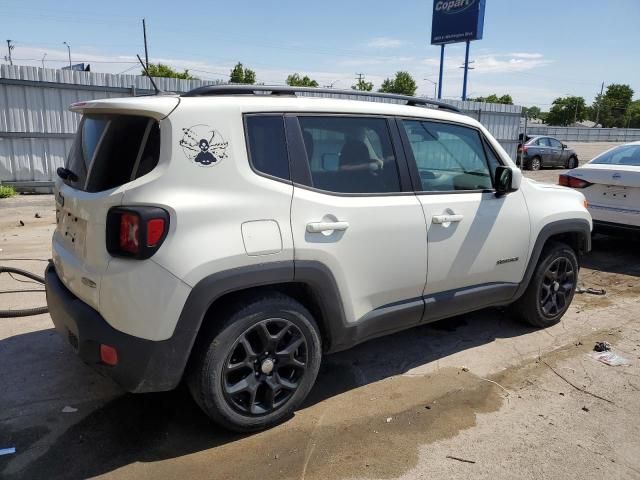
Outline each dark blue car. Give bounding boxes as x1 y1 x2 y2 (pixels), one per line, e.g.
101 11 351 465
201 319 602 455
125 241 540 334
517 136 579 171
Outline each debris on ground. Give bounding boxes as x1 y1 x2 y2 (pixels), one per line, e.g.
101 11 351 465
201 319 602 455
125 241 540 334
461 366 469 372
593 341 612 352
0 447 16 456
35 212 41 218
446 455 476 464
386 417 393 423
575 287 606 295
582 406 590 412
18 220 24 227
589 351 631 367
61 406 78 413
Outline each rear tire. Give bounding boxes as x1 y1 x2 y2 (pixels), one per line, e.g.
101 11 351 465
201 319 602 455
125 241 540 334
566 156 578 169
510 242 578 328
187 293 322 432
530 156 542 171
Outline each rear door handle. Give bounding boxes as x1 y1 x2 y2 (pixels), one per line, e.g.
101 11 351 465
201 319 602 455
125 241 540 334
432 214 463 224
306 221 350 233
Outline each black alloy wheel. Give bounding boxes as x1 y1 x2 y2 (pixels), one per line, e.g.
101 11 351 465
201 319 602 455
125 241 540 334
222 318 308 416
539 257 575 317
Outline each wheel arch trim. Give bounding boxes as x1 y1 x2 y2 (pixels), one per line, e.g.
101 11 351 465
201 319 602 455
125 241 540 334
513 218 591 301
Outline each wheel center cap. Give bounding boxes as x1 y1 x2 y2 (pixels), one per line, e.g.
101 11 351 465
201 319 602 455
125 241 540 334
553 282 560 292
261 358 275 375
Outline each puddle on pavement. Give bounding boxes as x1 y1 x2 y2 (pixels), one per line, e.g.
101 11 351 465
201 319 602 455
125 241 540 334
131 368 503 480
4 368 503 480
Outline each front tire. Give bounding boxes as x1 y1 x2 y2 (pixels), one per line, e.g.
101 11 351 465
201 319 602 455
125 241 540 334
510 242 578 328
187 294 322 432
566 156 578 169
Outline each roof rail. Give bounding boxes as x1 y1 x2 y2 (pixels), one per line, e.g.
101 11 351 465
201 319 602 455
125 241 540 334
182 84 460 113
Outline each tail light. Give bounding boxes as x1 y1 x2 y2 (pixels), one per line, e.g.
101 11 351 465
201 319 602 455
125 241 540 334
107 207 169 259
518 145 528 154
558 174 592 189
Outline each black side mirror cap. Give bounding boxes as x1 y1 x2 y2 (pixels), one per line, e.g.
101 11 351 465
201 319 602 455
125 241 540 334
562 143 568 149
495 166 516 197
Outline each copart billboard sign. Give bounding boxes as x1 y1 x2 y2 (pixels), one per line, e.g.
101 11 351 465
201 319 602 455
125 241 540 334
431 0 486 45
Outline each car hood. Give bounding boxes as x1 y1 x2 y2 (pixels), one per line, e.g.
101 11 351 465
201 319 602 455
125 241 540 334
570 164 640 188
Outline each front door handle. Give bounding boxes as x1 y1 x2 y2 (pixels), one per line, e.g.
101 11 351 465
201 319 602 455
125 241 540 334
432 214 463 224
306 221 350 233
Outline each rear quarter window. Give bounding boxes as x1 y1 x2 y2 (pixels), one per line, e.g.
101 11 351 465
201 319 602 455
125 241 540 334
64 114 161 192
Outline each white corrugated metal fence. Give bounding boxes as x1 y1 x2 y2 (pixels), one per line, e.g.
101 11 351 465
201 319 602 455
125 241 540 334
1 65 522 189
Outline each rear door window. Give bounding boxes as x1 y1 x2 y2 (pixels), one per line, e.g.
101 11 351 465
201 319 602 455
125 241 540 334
297 116 401 194
64 114 160 192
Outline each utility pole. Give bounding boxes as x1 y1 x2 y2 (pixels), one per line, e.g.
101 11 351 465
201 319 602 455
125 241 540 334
63 42 71 68
5 40 14 66
594 81 605 127
461 40 470 101
142 18 149 69
41 53 47 69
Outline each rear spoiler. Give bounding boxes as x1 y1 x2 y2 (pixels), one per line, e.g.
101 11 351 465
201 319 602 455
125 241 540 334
69 96 180 120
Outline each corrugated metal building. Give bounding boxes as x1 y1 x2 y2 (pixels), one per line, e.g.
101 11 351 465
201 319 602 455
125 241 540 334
1 65 522 190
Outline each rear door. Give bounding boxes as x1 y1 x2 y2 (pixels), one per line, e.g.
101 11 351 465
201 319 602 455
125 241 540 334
547 138 564 166
536 137 553 165
288 115 428 330
53 113 162 309
398 119 530 319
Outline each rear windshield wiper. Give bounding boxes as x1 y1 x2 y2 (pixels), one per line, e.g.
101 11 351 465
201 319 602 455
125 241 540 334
56 167 79 182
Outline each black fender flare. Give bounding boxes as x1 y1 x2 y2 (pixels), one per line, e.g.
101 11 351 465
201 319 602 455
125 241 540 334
512 218 591 301
156 260 347 389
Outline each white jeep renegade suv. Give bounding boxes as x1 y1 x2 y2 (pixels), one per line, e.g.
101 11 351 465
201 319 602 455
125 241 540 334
46 85 592 431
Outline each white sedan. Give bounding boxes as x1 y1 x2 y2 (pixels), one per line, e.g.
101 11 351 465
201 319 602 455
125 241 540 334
559 141 640 234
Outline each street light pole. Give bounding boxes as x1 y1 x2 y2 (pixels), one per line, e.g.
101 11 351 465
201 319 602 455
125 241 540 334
424 78 437 99
63 42 71 68
41 53 47 69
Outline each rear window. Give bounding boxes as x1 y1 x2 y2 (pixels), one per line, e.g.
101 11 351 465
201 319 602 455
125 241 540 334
64 114 160 192
591 144 640 167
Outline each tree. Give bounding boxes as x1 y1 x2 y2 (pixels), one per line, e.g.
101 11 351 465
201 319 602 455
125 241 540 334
546 96 587 126
378 71 417 96
352 77 373 92
592 84 634 127
523 106 541 119
229 62 256 85
143 63 195 80
627 99 640 129
472 93 513 105
286 73 319 87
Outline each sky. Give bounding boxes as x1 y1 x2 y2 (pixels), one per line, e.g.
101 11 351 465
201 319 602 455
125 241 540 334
1 0 639 108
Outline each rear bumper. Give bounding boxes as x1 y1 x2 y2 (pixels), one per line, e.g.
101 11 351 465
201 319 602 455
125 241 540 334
45 263 185 393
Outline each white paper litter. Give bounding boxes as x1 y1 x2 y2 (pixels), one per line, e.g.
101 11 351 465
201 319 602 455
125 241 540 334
61 406 78 413
589 351 631 366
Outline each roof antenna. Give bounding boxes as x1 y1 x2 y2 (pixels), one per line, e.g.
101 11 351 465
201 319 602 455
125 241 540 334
137 54 162 95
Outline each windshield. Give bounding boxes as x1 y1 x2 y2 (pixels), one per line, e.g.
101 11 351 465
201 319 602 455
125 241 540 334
590 144 640 167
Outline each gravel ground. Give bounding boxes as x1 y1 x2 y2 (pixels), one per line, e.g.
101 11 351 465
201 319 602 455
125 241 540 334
1 146 638 480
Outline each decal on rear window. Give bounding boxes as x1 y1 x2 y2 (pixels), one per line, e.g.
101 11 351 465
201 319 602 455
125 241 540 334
180 125 228 167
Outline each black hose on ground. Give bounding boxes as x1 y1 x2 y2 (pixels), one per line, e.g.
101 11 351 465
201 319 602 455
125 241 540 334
0 266 49 317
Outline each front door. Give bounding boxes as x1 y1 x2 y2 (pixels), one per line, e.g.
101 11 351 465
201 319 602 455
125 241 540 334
399 119 530 319
289 115 428 329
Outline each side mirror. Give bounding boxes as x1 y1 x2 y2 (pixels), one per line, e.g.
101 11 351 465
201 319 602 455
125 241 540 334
495 166 518 196
562 143 568 149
